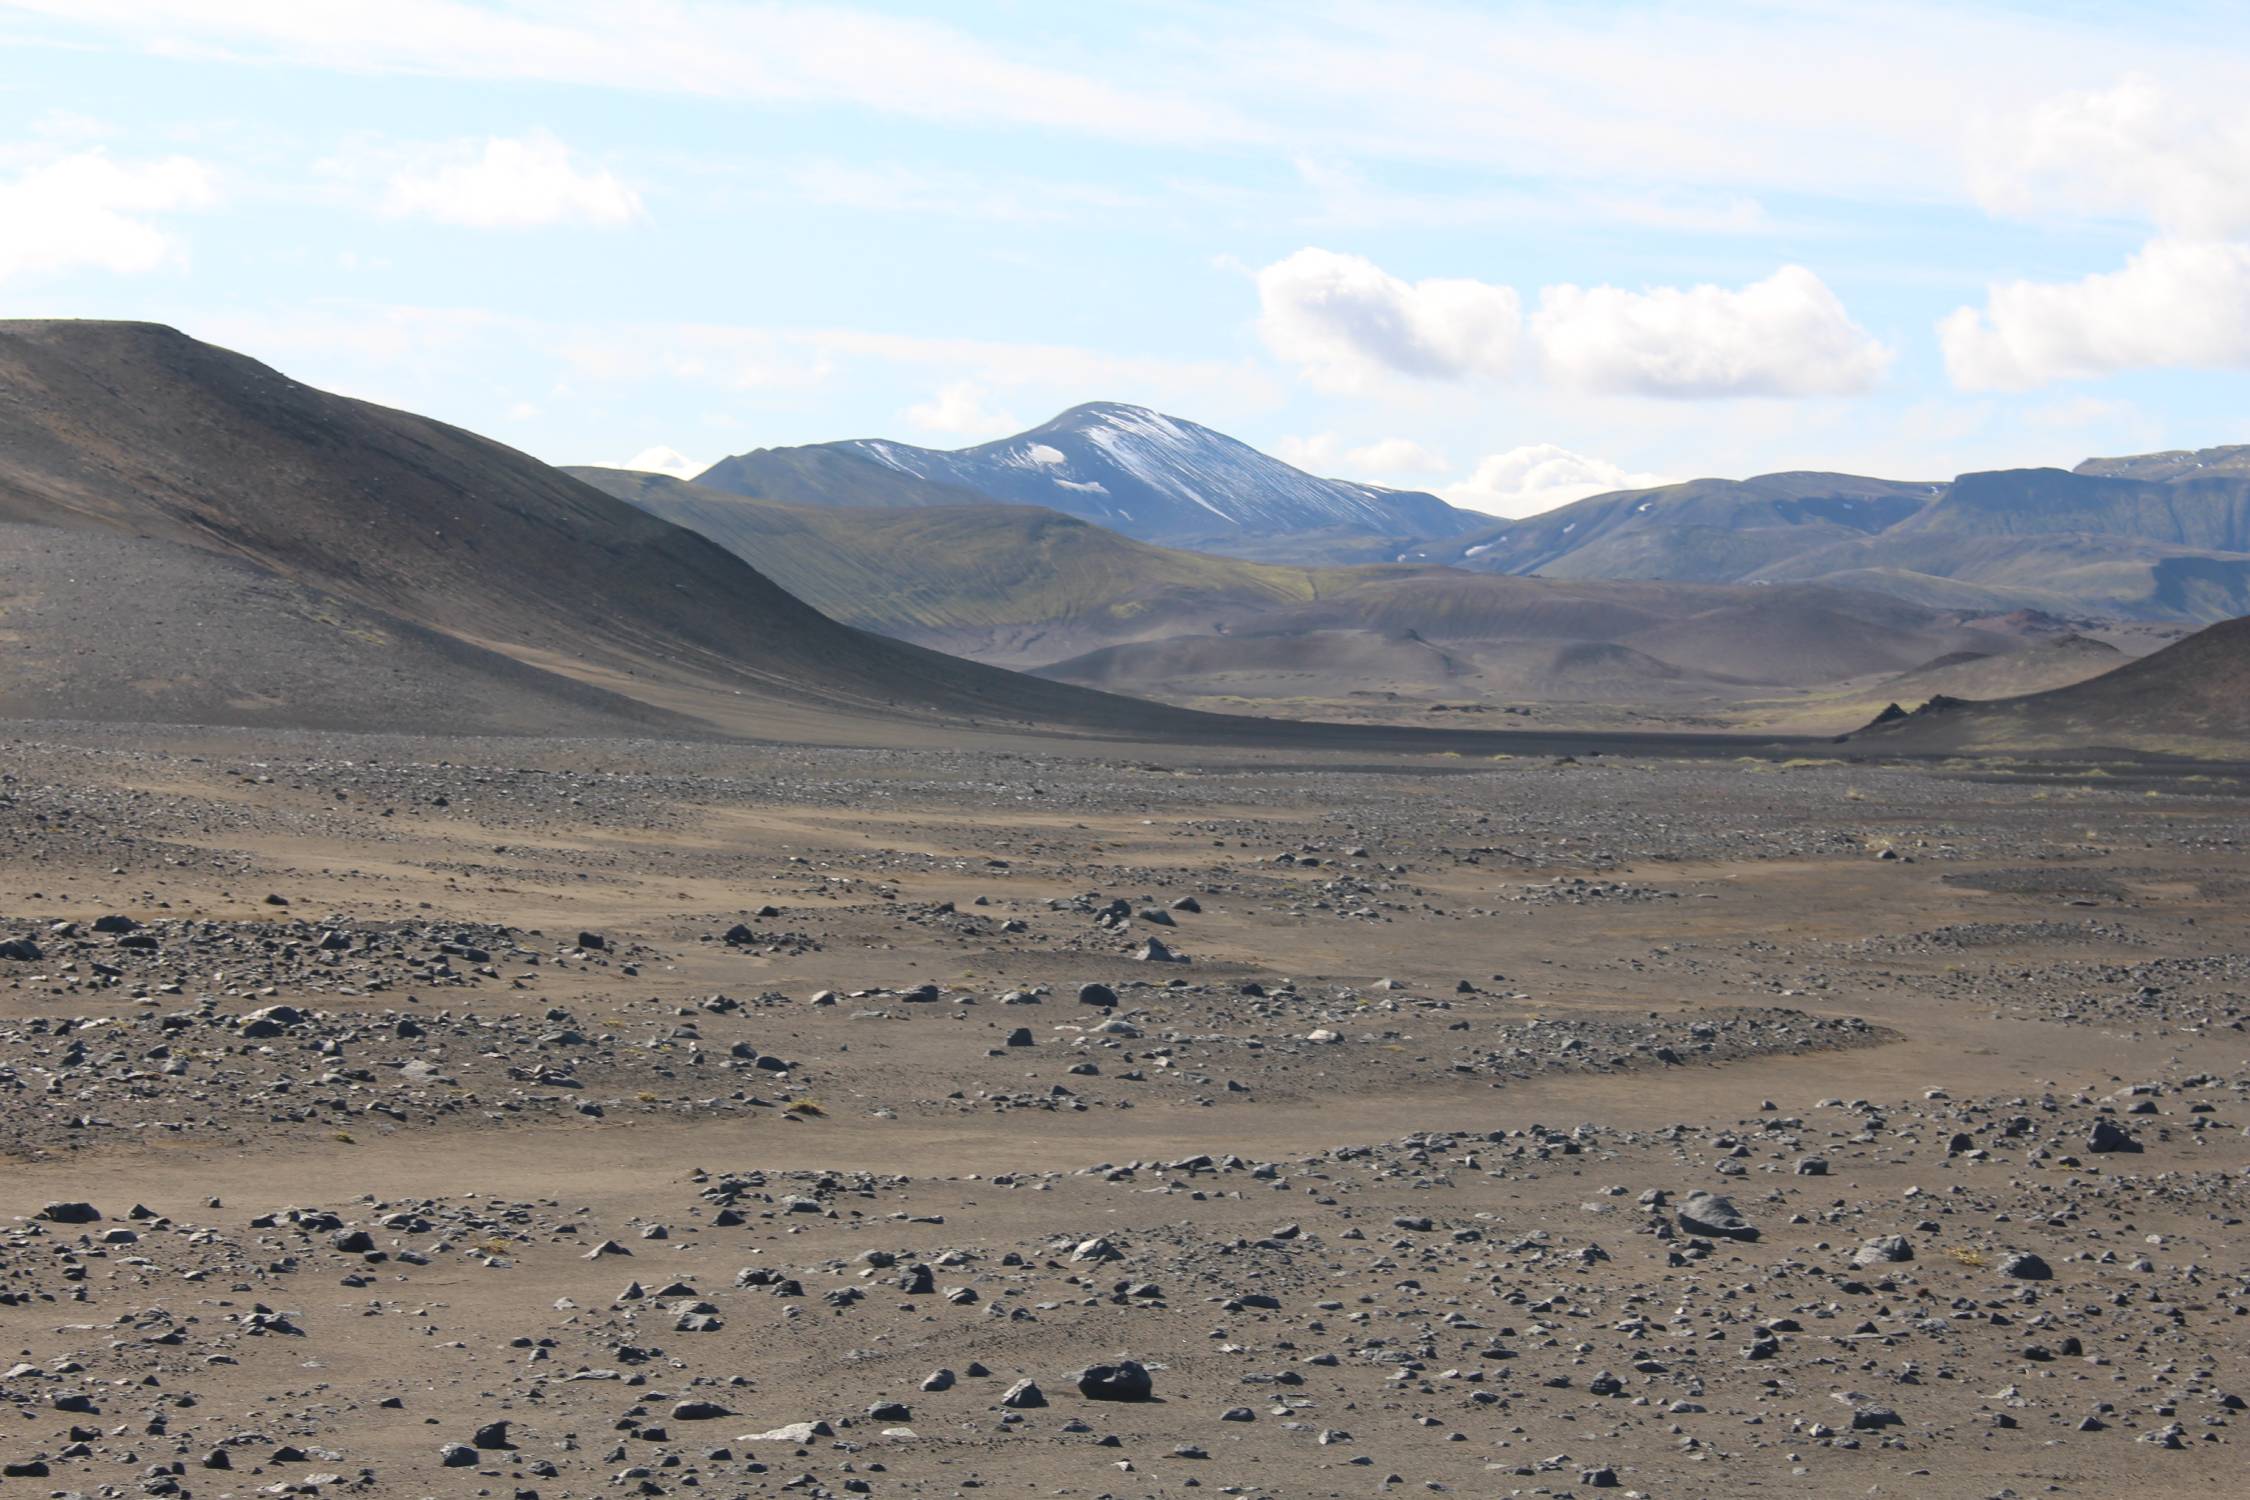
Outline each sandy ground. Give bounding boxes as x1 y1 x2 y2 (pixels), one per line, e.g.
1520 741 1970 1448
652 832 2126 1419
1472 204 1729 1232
2 723 2245 1499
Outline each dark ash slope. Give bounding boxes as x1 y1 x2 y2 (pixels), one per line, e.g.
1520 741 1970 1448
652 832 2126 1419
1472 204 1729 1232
0 320 1238 738
1850 615 2250 759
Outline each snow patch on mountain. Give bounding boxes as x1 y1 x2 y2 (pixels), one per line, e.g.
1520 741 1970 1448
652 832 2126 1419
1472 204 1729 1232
700 400 1481 548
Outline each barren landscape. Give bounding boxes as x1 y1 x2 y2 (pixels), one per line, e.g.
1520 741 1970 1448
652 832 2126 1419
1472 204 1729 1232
5 716 2245 1499
7 19 2250 1491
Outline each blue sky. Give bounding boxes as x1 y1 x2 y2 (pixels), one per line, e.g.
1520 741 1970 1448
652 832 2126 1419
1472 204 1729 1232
4 0 2249 515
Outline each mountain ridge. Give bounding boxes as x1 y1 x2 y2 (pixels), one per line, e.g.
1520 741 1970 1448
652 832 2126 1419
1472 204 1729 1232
694 400 1482 555
1413 459 2250 620
573 466 2064 726
5 319 1802 754
0 319 1254 740
675 404 2250 619
1849 615 2250 758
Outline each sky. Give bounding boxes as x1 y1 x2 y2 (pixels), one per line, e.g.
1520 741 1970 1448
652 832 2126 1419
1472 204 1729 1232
4 1 2249 518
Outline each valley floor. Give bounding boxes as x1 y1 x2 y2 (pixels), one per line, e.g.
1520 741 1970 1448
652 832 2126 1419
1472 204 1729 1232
3 723 2246 1499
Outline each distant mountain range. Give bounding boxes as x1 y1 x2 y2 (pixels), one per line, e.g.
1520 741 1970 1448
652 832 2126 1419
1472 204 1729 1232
20 319 1920 754
573 467 2103 723
694 402 1481 557
1418 455 2250 620
571 466 1334 665
687 410 2250 620
0 322 2236 756
2075 443 2250 481
1414 473 1941 580
2 318 2238 758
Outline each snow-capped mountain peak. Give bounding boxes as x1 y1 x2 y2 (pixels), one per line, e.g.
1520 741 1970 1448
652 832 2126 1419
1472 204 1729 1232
694 402 1480 551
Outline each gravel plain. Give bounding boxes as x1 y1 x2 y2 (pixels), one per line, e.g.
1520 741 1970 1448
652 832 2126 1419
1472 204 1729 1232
2 723 2245 1499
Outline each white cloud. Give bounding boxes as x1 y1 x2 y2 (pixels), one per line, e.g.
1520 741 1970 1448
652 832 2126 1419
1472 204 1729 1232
1255 247 1520 390
1531 266 1891 398
19 0 2250 237
905 381 1018 439
1274 432 1449 479
612 445 704 480
376 131 641 229
6 0 1255 149
1940 238 2250 390
786 160 1142 223
1444 444 1673 519
0 148 215 281
1255 253 1886 399
1949 77 2250 391
1289 157 1770 235
1969 74 2250 238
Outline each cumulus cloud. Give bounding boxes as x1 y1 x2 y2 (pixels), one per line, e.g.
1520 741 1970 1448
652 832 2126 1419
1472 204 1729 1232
1274 432 1450 479
1940 238 2250 390
1969 74 2250 239
1531 265 1891 397
1947 77 2250 389
905 381 1018 439
0 148 215 281
378 131 641 229
1444 444 1674 519
1255 247 1521 390
1254 251 1886 399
